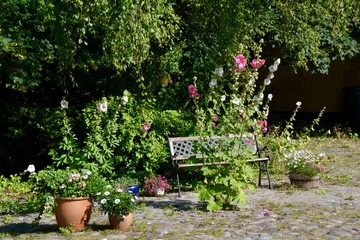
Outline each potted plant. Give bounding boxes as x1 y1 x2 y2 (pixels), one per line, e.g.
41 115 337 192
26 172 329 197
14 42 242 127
143 175 170 196
30 166 101 231
93 184 138 230
286 150 326 188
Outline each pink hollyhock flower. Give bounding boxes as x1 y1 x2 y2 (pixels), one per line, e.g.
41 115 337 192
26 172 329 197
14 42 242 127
233 54 247 71
245 139 252 144
258 120 268 127
213 114 218 122
188 84 199 98
141 122 151 132
250 59 266 69
189 91 199 98
211 122 216 127
188 84 195 93
262 127 268 133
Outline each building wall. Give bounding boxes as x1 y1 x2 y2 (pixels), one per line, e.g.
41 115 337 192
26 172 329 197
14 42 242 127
268 53 360 113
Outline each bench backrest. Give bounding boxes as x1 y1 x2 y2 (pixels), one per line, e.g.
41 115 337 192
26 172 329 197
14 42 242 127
168 135 259 161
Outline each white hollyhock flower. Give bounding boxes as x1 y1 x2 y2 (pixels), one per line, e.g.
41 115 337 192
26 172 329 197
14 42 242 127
97 101 108 112
215 68 224 77
274 58 281 65
296 101 302 106
264 78 271 85
209 78 217 88
231 97 241 105
24 164 35 173
269 64 278 73
60 100 69 110
122 95 129 105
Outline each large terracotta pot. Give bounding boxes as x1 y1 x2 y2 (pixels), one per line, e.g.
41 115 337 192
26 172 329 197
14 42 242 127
108 213 133 230
289 173 320 188
54 197 92 231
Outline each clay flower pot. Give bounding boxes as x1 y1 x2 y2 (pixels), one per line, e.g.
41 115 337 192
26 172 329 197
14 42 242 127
54 197 92 231
108 213 133 230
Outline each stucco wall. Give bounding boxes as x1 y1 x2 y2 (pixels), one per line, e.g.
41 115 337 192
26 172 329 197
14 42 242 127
268 53 360 113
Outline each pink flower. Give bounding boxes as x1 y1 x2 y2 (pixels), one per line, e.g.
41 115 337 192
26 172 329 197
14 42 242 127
212 122 216 127
213 114 218 122
245 139 252 144
233 54 247 71
262 127 268 133
188 84 195 94
250 59 266 69
188 84 199 98
142 122 151 132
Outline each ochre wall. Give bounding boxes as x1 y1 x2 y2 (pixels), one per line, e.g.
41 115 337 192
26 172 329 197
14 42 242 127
268 53 360 113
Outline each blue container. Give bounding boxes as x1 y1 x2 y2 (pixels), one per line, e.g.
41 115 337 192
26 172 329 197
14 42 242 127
126 185 139 197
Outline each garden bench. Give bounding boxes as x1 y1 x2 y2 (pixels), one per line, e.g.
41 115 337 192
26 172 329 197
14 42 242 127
168 135 272 197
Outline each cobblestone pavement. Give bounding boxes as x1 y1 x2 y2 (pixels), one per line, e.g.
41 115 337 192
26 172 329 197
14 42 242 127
0 139 359 239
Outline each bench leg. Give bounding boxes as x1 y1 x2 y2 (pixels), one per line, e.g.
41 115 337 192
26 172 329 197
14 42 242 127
265 161 273 190
258 161 273 190
258 162 262 187
176 168 181 198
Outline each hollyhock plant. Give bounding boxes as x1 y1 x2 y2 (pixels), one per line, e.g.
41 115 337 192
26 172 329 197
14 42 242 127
250 59 266 69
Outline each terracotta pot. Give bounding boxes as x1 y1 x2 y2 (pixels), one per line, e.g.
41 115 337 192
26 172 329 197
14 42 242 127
108 213 133 230
54 197 92 231
289 173 320 188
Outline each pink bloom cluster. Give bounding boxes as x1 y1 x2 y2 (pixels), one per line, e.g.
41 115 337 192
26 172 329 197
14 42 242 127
212 114 218 127
232 54 266 71
188 84 199 98
255 120 268 134
250 58 266 69
233 54 247 71
142 122 151 132
144 175 170 195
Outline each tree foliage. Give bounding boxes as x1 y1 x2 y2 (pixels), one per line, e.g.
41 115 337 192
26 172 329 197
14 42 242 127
0 0 359 175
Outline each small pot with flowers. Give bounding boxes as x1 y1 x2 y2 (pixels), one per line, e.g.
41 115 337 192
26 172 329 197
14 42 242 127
93 184 138 230
30 166 101 231
286 150 326 188
143 175 170 197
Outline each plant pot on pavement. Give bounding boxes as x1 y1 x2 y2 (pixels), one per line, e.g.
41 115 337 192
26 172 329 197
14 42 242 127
54 197 92 231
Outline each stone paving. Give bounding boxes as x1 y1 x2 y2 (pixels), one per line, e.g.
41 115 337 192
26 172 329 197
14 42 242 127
0 183 359 240
0 139 359 239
